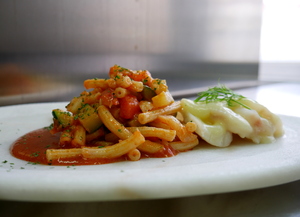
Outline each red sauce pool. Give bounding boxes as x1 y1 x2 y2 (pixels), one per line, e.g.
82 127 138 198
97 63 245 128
10 128 177 166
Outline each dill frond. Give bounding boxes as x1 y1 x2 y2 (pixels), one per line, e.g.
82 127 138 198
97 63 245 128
194 84 251 109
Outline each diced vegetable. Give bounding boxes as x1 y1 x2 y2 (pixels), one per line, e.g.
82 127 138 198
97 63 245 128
66 97 84 114
141 85 156 101
119 94 141 119
77 104 103 133
52 109 74 128
99 88 119 108
152 91 174 108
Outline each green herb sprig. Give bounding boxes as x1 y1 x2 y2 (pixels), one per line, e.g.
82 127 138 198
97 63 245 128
194 84 251 109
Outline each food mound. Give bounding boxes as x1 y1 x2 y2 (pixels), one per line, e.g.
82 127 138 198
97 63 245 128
47 65 199 164
44 65 284 165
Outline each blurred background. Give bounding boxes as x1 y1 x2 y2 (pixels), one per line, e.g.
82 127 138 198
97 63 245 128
0 0 299 105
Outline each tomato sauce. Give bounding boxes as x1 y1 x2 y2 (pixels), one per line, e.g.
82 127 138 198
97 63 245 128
10 128 178 166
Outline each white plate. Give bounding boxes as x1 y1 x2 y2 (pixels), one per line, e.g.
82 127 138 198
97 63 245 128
0 102 299 202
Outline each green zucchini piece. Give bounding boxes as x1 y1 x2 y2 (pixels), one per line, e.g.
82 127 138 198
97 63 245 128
77 104 103 133
52 109 74 128
141 85 156 101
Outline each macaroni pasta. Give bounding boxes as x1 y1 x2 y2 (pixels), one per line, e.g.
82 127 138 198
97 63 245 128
48 65 199 163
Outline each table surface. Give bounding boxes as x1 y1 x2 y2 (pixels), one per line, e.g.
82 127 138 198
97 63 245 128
1 82 300 217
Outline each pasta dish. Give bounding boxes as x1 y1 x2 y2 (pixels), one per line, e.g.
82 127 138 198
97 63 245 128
10 65 284 165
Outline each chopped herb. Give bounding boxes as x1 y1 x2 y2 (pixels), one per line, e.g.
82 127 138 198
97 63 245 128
154 79 162 85
194 84 251 109
31 152 40 157
67 165 76 169
62 134 68 137
142 77 149 83
44 124 54 130
2 160 7 163
26 161 40 165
